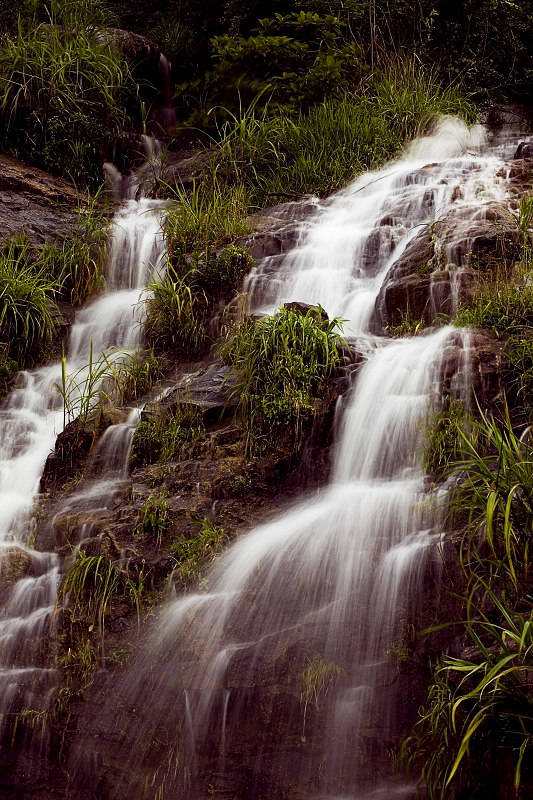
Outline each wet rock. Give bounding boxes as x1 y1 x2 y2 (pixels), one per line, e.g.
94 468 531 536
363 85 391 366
514 141 533 159
438 329 506 408
283 301 329 324
0 154 80 244
0 546 33 587
143 360 239 428
374 202 519 330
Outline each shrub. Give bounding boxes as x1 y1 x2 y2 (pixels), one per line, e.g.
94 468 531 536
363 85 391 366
219 307 345 453
0 3 133 186
200 11 365 118
135 494 170 545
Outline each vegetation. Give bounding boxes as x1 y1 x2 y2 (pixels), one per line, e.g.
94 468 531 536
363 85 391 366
300 653 340 741
220 306 345 453
57 550 144 634
170 514 227 586
0 1 135 187
135 494 171 545
130 405 205 469
406 411 533 797
143 234 253 359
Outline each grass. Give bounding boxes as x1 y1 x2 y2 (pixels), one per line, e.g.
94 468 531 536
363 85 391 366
424 398 471 479
130 405 205 469
406 410 533 797
219 307 345 454
56 549 145 634
107 349 165 405
0 7 133 186
204 58 476 202
0 235 59 362
300 653 340 742
135 494 171 546
170 514 227 586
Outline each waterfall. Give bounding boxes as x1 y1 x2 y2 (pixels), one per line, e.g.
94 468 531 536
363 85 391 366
106 119 513 799
0 190 167 761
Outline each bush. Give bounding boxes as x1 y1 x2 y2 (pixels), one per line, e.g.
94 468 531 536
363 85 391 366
219 307 345 453
199 11 365 118
0 2 134 186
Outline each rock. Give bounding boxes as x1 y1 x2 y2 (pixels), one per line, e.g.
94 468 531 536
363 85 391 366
0 546 33 587
514 141 533 159
143 360 238 428
374 202 519 330
283 301 329 324
0 154 80 244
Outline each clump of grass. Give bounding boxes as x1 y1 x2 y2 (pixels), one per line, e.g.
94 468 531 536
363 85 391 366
424 398 471 479
170 514 227 586
0 4 132 186
108 349 165 405
455 281 533 332
130 405 205 469
406 410 533 797
0 235 59 363
219 307 345 454
300 653 340 742
135 494 171 546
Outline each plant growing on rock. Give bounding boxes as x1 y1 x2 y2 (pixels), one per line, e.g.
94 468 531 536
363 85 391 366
170 514 227 587
220 306 345 453
406 410 533 798
130 405 205 469
0 1 133 186
0 234 59 363
135 494 171 546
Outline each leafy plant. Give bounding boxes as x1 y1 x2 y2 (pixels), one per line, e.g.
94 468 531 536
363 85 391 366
135 494 171 545
220 307 345 453
130 405 205 469
170 514 227 586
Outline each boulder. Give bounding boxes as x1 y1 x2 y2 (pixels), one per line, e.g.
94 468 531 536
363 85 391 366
143 360 239 428
0 154 80 244
374 202 519 331
514 141 533 159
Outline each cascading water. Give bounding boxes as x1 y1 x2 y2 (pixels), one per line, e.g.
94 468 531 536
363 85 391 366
0 186 167 768
107 119 513 799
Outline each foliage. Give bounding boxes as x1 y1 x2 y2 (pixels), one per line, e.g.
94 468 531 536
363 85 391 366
300 653 340 742
130 405 205 469
198 11 365 119
209 59 475 200
407 410 533 797
56 344 115 427
424 398 471 479
219 307 345 453
57 550 143 633
0 2 133 186
170 514 227 586
162 180 251 254
143 204 253 358
135 494 171 545
0 234 59 363
107 349 165 405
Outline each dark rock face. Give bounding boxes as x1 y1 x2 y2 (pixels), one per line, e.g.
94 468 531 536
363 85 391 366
374 202 518 331
514 141 533 159
0 154 80 244
143 360 239 428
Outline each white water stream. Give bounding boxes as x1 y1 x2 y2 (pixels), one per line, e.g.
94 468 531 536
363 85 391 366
0 195 166 745
110 119 513 799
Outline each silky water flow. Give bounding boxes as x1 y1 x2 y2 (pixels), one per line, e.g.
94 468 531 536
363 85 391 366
0 189 167 766
105 119 513 799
